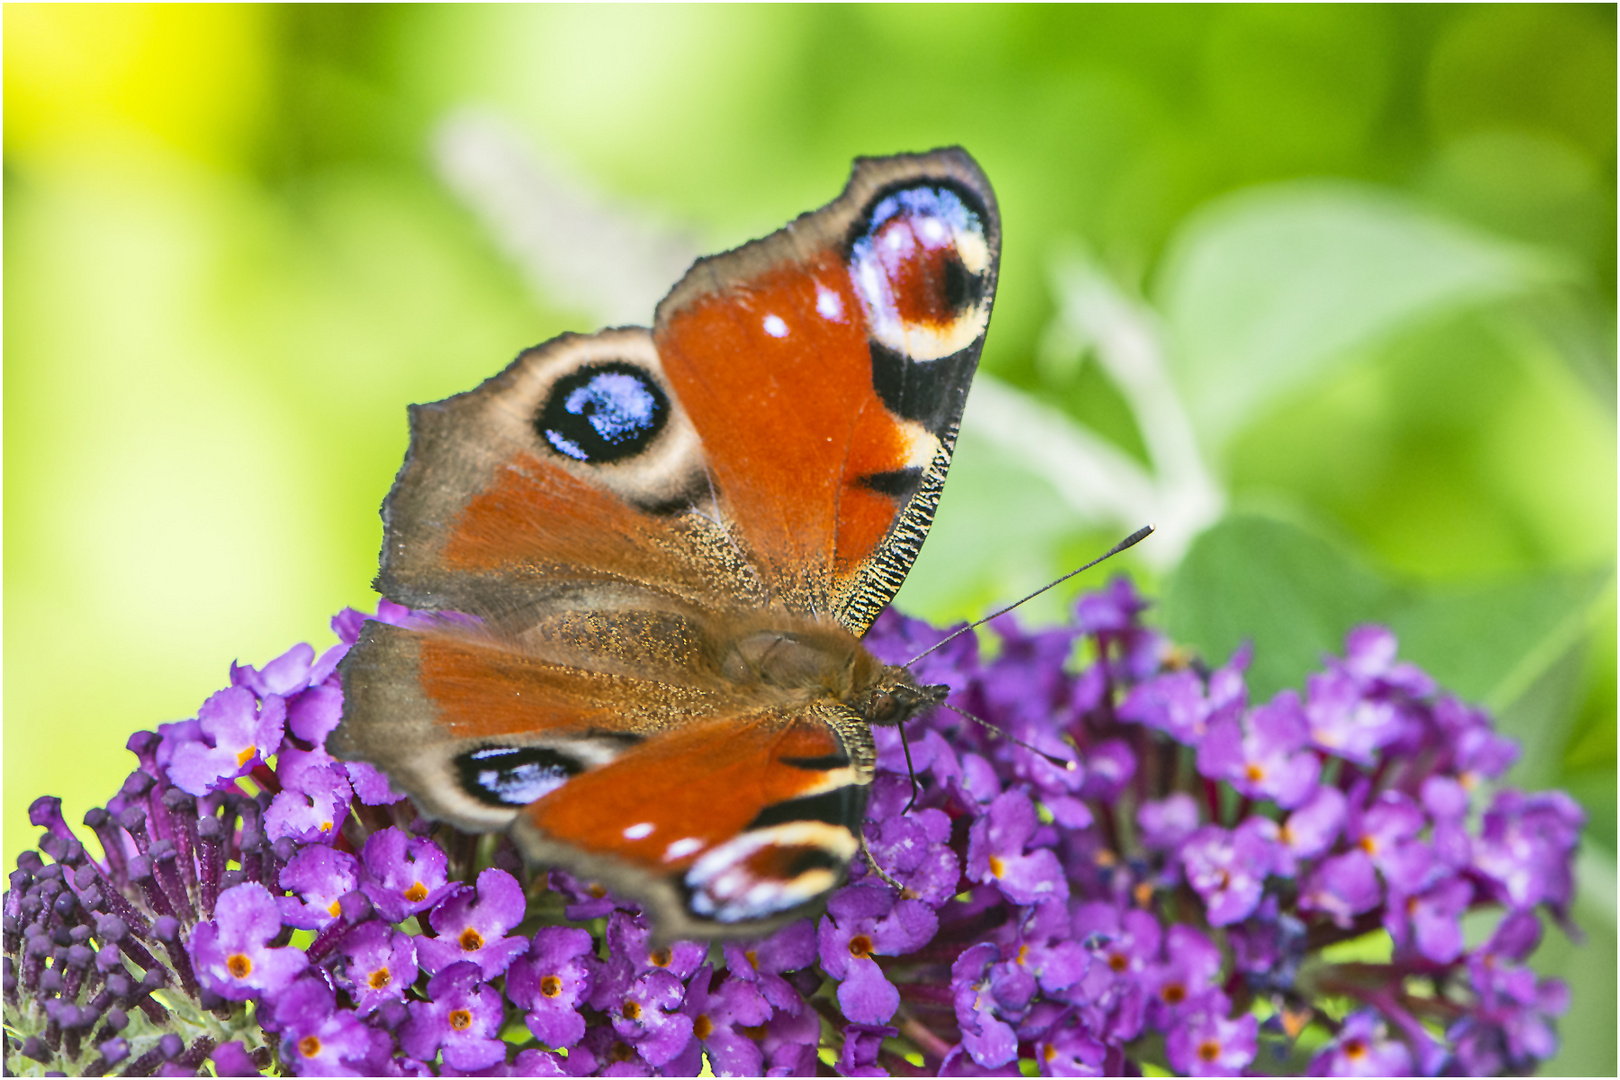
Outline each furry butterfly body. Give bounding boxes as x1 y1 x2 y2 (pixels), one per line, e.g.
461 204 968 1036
331 149 1001 939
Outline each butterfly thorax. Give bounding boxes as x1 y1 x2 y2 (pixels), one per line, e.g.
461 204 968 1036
714 618 946 728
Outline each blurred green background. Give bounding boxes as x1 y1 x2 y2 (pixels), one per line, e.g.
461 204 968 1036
4 5 1613 1071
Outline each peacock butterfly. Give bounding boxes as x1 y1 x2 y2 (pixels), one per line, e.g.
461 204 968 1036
330 148 1001 940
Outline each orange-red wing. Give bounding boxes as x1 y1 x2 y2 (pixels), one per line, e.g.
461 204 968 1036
655 149 1000 633
334 616 872 939
515 709 868 940
523 712 845 861
655 254 901 598
374 329 760 622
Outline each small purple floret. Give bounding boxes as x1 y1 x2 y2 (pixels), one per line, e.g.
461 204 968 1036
189 882 309 1000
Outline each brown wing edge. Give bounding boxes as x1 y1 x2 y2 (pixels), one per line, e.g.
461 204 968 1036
836 438 956 635
837 150 1000 634
375 330 630 611
655 147 1000 330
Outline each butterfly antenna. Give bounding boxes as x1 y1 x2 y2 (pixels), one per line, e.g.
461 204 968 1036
903 524 1153 668
940 701 1078 772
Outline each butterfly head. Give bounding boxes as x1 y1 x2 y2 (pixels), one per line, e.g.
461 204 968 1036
858 672 948 729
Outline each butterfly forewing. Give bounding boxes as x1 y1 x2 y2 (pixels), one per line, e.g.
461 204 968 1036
655 148 1000 632
373 329 757 620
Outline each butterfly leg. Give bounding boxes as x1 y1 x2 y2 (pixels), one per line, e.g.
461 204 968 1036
897 722 921 813
859 828 911 898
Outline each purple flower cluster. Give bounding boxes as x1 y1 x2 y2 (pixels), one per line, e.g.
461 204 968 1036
3 585 1583 1076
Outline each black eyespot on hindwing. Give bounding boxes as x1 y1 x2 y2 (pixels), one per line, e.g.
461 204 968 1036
456 745 584 807
777 846 845 879
747 788 861 832
536 362 670 464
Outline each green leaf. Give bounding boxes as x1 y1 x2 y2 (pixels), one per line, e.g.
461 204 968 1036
1388 570 1612 788
1155 182 1556 447
1164 514 1610 724
1533 846 1618 1075
1161 513 1403 699
1387 570 1612 708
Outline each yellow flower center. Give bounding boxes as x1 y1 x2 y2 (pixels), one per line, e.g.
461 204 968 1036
459 928 484 952
226 953 253 979
298 1035 321 1058
449 1009 472 1032
540 975 563 998
1280 1007 1311 1039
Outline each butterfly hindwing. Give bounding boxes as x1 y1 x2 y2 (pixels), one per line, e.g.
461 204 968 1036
334 618 875 940
515 706 874 941
332 618 720 833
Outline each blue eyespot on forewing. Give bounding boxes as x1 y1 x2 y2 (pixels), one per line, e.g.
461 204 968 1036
537 362 671 464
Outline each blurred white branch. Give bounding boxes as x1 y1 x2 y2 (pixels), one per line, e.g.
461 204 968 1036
433 110 700 326
432 114 1224 571
1036 250 1226 564
961 375 1159 530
